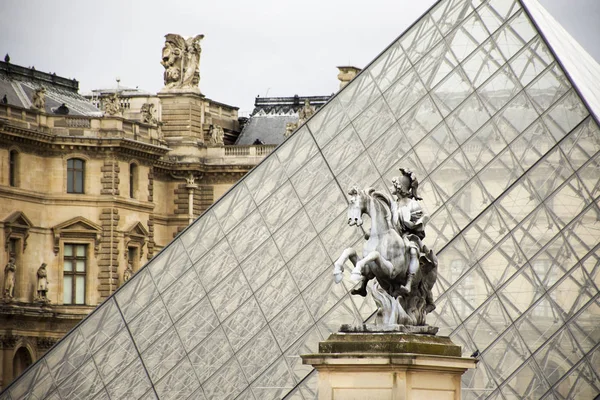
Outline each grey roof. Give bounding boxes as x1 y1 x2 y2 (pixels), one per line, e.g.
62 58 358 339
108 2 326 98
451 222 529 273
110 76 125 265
85 86 155 98
0 61 102 116
235 113 299 145
235 95 330 145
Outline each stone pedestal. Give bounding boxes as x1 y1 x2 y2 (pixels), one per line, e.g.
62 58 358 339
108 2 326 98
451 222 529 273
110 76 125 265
157 89 205 157
302 331 476 400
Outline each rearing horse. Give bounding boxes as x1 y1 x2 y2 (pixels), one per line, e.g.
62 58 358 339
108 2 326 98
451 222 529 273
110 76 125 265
333 187 433 326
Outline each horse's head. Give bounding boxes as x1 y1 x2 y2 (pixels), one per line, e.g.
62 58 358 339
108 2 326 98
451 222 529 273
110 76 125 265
347 186 367 227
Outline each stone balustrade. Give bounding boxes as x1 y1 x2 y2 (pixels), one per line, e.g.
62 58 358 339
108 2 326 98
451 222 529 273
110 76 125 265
0 103 164 146
0 103 276 166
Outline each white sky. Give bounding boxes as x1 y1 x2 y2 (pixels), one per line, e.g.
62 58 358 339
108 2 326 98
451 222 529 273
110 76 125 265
1 0 599 114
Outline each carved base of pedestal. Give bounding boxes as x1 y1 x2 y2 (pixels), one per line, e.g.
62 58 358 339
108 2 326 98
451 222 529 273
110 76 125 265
157 87 203 96
340 323 439 335
302 332 477 400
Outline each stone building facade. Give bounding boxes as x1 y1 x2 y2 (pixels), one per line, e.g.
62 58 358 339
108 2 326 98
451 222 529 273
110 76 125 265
0 56 273 389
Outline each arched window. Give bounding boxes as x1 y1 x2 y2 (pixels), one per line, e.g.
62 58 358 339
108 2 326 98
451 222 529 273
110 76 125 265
129 163 138 198
67 158 85 193
13 347 32 379
9 150 18 187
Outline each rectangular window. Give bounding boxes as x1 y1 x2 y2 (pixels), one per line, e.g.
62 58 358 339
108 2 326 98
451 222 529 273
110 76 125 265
63 244 87 304
67 159 85 194
129 164 137 198
9 150 18 187
8 238 17 258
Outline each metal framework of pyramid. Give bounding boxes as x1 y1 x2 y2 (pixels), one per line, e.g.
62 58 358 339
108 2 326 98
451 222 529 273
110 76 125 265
2 0 599 399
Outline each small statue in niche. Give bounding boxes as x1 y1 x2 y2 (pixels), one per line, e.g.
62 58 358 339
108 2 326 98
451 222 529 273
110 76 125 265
208 124 224 146
103 93 122 116
3 257 16 300
122 262 133 285
141 102 157 124
31 87 46 111
36 263 50 303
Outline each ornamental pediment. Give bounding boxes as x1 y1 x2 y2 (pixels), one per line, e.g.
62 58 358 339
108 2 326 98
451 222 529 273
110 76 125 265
125 221 149 238
4 211 34 229
52 217 102 254
52 217 102 233
3 211 34 252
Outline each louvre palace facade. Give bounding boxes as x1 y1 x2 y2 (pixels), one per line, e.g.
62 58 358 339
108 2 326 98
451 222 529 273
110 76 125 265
0 50 292 387
1 0 600 398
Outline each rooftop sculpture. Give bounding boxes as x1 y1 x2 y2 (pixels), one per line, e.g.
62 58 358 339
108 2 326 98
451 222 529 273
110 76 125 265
161 33 204 90
333 168 438 331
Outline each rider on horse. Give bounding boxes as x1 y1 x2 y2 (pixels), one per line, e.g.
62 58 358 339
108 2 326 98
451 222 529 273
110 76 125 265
391 168 437 313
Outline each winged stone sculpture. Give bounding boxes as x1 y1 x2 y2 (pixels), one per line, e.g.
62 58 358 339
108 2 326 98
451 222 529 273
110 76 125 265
161 33 204 89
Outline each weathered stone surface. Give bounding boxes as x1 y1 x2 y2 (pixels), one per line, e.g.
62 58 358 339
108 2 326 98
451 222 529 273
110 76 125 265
339 323 439 335
318 332 461 357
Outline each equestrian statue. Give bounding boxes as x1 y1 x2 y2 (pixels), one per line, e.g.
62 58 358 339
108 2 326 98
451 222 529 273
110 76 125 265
333 168 438 328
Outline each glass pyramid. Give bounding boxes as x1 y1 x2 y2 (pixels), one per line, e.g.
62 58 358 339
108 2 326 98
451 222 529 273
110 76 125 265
2 0 599 398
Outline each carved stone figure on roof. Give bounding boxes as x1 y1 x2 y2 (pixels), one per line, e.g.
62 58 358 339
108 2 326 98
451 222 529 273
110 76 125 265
103 93 122 116
3 257 16 300
141 102 157 124
332 168 438 330
208 124 224 146
36 263 50 303
284 122 297 138
161 33 204 90
298 99 315 124
31 87 46 111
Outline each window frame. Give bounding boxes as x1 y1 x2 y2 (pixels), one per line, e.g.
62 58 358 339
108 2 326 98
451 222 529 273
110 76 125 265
9 150 18 187
63 243 87 305
67 158 85 194
129 163 138 199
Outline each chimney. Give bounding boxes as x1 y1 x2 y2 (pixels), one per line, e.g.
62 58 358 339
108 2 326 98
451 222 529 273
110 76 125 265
337 66 361 89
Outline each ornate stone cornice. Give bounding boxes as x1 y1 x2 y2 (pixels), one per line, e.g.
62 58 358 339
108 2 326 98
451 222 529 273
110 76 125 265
0 335 19 349
0 125 170 161
36 336 58 351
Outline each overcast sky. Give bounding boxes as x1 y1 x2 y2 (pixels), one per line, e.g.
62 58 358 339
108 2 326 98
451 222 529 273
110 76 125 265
1 0 599 114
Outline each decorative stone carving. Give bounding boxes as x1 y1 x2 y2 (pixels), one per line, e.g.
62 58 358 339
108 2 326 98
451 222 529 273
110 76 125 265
52 217 102 255
333 168 438 327
31 87 46 111
35 263 50 303
3 257 16 300
161 33 204 90
122 263 133 285
103 93 122 116
284 122 297 138
0 335 19 349
36 337 58 351
140 102 157 124
298 99 315 124
208 124 224 146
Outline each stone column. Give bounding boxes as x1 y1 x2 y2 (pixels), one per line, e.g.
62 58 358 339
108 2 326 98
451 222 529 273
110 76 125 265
302 332 476 400
157 89 205 157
